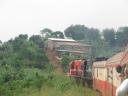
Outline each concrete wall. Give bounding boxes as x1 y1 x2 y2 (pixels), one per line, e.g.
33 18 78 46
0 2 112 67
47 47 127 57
47 38 91 53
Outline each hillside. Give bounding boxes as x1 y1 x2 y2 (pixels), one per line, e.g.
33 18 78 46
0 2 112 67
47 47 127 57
0 34 98 96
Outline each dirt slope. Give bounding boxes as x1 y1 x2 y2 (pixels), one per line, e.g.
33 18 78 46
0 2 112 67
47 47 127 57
46 48 63 74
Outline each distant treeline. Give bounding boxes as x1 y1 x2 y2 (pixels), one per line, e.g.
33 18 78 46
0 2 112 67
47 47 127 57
40 25 128 57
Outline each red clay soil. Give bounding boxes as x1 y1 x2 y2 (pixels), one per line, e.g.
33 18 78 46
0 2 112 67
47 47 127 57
46 48 63 74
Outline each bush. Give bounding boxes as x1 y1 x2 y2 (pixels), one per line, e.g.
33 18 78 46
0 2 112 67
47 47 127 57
60 55 72 72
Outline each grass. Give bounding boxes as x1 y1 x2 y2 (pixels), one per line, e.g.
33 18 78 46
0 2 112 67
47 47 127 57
18 70 98 96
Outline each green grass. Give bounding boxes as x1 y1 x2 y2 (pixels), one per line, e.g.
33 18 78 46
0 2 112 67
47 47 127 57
18 71 98 96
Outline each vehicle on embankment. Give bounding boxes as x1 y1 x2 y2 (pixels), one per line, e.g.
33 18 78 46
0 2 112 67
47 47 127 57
93 48 128 96
69 47 128 96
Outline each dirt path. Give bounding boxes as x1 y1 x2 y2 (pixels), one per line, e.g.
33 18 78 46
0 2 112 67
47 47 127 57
46 48 63 75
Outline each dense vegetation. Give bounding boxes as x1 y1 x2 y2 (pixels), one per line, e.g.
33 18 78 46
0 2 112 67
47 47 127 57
0 34 49 96
0 32 98 96
1 24 128 96
18 71 98 96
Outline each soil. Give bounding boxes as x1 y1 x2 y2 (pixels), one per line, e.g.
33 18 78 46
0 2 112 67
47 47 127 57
46 48 63 74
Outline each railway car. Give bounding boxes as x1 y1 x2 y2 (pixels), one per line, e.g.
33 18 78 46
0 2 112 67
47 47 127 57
93 60 107 96
92 48 128 96
69 59 92 86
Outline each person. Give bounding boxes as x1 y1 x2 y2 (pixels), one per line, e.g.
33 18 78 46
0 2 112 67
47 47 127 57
116 79 128 96
116 46 128 96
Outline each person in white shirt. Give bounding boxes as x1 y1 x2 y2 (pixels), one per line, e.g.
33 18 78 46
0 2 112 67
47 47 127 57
116 79 128 96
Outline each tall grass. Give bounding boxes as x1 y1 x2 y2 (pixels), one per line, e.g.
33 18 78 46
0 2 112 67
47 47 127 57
19 70 98 96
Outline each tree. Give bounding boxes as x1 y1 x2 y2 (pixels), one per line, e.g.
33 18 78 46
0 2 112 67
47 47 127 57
103 28 116 47
16 34 28 41
60 55 72 72
0 40 2 45
0 33 50 96
12 34 28 51
29 35 44 48
64 25 89 40
51 31 64 39
0 42 13 60
116 27 128 47
87 28 101 42
40 28 53 39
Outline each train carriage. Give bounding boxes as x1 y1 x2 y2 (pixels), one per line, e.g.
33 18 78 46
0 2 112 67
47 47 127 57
93 48 128 96
69 47 128 96
69 59 92 86
93 60 107 96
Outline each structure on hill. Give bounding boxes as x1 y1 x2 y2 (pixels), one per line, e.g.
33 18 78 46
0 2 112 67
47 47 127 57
47 38 91 56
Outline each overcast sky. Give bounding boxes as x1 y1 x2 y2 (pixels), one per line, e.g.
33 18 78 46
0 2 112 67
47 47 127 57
0 0 128 41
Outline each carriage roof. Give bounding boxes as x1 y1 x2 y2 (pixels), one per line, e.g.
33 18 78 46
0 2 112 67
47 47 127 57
93 61 107 68
93 48 128 67
106 49 128 67
92 52 124 68
106 52 124 66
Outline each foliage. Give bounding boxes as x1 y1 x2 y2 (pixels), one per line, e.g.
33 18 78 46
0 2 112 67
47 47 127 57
60 55 70 72
64 25 89 40
63 24 128 57
40 28 65 40
19 72 98 96
87 28 101 42
0 34 49 96
1 24 128 96
103 28 116 47
51 31 64 39
40 28 53 39
0 67 47 96
29 35 44 48
60 55 74 73
116 27 128 47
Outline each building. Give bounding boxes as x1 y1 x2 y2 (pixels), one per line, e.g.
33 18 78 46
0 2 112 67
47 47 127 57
47 38 91 54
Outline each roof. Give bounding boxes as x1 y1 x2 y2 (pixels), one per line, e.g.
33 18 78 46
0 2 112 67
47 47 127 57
107 52 124 65
57 42 91 47
93 61 107 68
48 38 91 46
93 48 128 68
48 38 76 42
106 50 128 67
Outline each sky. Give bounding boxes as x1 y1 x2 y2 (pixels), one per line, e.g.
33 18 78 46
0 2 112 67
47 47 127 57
0 0 128 41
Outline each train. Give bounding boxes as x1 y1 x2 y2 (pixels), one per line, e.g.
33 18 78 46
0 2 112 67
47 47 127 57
69 48 128 96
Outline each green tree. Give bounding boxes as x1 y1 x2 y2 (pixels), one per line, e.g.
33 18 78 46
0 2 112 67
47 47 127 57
0 33 50 96
64 25 89 40
103 28 116 47
40 28 53 39
87 28 101 42
51 31 64 39
60 55 72 72
0 42 13 60
12 34 28 51
0 40 2 45
116 27 128 47
29 35 44 48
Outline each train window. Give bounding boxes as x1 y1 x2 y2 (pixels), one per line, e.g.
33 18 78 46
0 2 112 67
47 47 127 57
97 68 98 77
116 65 122 73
